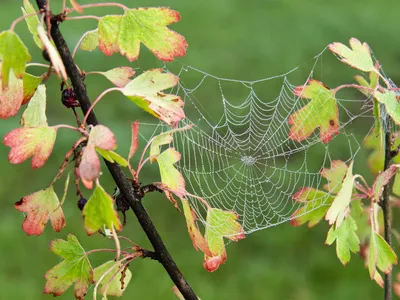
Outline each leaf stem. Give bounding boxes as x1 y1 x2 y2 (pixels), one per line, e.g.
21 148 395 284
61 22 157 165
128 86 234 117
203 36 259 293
64 15 100 21
26 63 51 69
10 12 41 31
66 2 128 13
52 124 89 136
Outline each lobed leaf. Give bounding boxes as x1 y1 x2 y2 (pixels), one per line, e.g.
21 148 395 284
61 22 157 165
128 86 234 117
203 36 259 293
44 234 93 298
22 72 42 105
93 260 132 297
3 126 57 168
326 216 360 265
14 186 65 236
289 80 338 144
374 90 400 125
20 84 48 127
321 160 348 194
80 29 99 51
0 30 31 88
83 184 122 235
21 0 43 49
157 148 186 197
100 67 135 88
0 68 24 119
122 69 184 126
98 8 187 62
329 38 375 72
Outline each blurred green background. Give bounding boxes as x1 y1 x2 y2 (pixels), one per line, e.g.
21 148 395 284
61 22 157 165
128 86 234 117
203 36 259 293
1 0 400 299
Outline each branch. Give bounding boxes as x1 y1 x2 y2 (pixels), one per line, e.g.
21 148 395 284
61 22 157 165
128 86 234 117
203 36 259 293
382 122 393 300
35 1 197 299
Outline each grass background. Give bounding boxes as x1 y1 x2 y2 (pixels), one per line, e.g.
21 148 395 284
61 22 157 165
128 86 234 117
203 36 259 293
0 0 399 299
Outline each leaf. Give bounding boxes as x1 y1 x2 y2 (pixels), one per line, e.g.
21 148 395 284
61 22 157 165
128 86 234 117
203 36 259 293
93 260 132 297
0 68 23 119
371 164 399 202
98 8 187 62
22 72 42 105
364 130 385 174
321 160 348 194
37 24 67 81
204 207 245 272
122 69 184 126
83 184 122 235
149 125 193 162
44 234 93 298
3 126 57 168
181 199 211 255
79 125 117 188
350 199 370 243
0 30 31 88
129 121 139 160
20 84 48 127
21 0 43 49
325 161 355 227
14 186 65 236
289 80 338 144
100 67 135 88
368 231 398 287
290 188 334 228
80 29 98 51
157 148 186 197
374 90 400 125
326 216 360 265
329 38 375 72
96 148 128 166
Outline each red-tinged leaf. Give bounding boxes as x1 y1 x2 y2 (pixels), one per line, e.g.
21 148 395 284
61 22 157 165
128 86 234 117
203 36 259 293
329 38 375 72
0 68 23 119
374 90 400 125
371 164 399 202
0 30 31 88
129 121 139 160
3 126 57 168
321 160 348 194
88 124 116 150
80 29 98 51
325 161 356 227
14 186 65 236
22 72 42 105
100 67 135 88
204 208 245 272
290 188 334 228
289 80 338 144
37 24 67 81
20 84 48 127
368 230 398 286
325 216 360 265
98 8 187 62
21 0 43 49
93 260 132 297
44 234 93 298
181 198 211 255
83 184 122 235
157 148 186 197
122 69 184 126
70 0 83 13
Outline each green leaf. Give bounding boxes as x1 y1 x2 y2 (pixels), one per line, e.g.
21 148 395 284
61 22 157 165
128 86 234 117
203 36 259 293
21 0 43 49
0 30 31 88
325 161 355 227
22 72 42 105
20 84 48 127
326 215 360 265
0 68 23 119
14 185 65 236
96 147 128 166
289 80 338 144
290 188 334 228
80 29 98 51
93 260 132 297
83 184 122 235
329 38 375 72
374 89 400 125
368 231 398 287
44 234 93 298
204 207 245 272
122 69 184 126
350 200 370 243
321 160 348 194
99 66 135 88
157 148 186 197
3 126 57 168
98 8 187 62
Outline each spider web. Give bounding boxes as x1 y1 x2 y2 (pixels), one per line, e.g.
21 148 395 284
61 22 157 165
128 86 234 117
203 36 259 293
139 48 375 234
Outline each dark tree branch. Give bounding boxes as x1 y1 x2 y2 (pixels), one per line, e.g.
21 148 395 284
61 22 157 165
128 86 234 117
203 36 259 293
35 1 197 299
